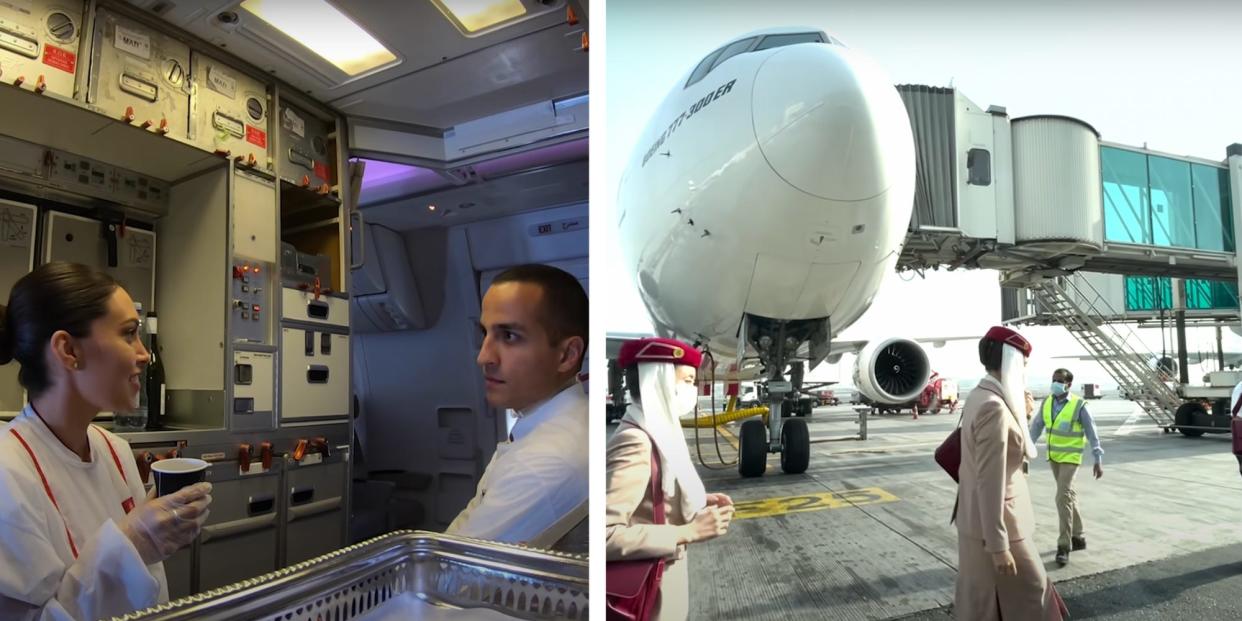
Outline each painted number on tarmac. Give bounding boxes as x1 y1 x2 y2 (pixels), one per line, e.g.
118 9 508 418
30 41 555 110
731 487 899 520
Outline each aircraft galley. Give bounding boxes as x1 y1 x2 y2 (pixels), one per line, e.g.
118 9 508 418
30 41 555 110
0 1 589 619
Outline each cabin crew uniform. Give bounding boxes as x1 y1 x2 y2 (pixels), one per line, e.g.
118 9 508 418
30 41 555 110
447 383 589 550
605 423 692 621
955 378 1058 621
1030 393 1103 552
0 405 168 620
606 337 712 621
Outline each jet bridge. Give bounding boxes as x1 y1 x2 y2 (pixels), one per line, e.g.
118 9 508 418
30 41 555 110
895 85 1242 434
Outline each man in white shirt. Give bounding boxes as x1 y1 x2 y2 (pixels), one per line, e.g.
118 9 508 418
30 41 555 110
447 264 588 552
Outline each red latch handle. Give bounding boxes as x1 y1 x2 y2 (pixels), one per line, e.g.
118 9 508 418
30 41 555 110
292 439 308 462
311 436 329 457
135 451 153 484
260 441 273 470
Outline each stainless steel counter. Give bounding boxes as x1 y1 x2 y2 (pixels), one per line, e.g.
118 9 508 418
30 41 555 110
106 530 589 621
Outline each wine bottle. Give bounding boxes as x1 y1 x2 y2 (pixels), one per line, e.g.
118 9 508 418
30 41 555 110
145 311 166 431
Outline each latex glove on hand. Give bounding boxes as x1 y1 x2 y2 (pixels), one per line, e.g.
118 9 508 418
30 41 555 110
119 482 212 565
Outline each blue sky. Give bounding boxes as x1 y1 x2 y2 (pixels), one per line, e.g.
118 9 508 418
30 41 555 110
601 0 1242 384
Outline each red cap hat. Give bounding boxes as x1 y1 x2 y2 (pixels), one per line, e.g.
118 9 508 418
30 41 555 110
618 337 703 369
984 326 1032 357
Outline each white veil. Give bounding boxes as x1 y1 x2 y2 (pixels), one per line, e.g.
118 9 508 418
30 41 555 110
998 343 1038 459
621 362 707 518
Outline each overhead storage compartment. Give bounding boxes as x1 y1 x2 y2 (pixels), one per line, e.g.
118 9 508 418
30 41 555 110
466 202 587 271
89 7 191 137
0 0 86 100
351 223 425 332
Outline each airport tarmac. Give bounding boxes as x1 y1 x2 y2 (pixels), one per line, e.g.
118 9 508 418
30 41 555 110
612 397 1242 620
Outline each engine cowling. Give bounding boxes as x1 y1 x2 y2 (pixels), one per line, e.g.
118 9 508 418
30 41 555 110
853 338 932 404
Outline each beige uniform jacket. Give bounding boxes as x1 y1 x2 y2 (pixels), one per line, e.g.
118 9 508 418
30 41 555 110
606 424 694 621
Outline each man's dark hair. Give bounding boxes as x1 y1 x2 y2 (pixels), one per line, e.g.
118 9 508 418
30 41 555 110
979 337 1004 372
0 262 119 398
490 263 588 350
1053 368 1074 384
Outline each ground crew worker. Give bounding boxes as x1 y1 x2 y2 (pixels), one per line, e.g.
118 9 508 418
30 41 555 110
1029 368 1103 566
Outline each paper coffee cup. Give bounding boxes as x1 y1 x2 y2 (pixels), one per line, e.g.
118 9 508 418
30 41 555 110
151 458 209 497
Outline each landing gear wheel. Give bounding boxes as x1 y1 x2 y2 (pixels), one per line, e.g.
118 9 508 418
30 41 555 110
927 397 941 415
1175 402 1206 437
739 419 768 477
780 418 810 474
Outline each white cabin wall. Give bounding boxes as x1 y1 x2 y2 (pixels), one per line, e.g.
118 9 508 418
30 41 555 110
354 225 495 530
353 202 588 532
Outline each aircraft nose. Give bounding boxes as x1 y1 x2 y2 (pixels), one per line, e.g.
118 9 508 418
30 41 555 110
752 44 913 202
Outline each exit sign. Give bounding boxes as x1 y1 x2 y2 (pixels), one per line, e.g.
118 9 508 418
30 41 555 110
529 216 588 237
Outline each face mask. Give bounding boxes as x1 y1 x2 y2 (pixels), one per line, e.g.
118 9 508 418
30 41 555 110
1051 382 1067 396
672 383 699 415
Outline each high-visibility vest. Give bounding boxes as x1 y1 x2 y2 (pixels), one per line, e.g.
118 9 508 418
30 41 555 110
1042 394 1085 464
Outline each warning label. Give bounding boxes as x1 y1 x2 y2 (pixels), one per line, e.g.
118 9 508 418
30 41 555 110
42 46 76 74
246 125 267 148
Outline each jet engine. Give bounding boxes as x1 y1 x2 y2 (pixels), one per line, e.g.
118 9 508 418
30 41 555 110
853 338 932 404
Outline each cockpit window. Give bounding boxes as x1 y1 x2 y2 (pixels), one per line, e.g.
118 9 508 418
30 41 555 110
684 33 826 89
707 37 757 74
685 37 758 88
754 32 825 51
685 47 726 88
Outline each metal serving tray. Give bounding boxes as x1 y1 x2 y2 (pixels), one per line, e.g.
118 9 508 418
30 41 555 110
106 530 589 621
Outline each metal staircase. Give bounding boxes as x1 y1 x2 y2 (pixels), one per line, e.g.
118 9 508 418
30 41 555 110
1031 277 1181 428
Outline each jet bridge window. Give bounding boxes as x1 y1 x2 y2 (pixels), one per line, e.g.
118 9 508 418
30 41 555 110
967 148 991 186
754 32 825 51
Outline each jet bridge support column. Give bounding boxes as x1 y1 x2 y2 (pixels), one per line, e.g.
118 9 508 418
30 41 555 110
1217 325 1225 371
1227 146 1242 334
1174 278 1189 385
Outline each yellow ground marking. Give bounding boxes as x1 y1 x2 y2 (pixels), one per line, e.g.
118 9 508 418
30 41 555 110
732 487 900 520
716 424 740 451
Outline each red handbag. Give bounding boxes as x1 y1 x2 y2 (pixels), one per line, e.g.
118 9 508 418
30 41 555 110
606 438 666 621
1048 579 1070 619
935 426 962 483
936 417 964 523
1231 397 1242 455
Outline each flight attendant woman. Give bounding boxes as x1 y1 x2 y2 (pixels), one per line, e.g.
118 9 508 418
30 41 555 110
0 262 213 620
954 326 1065 620
606 337 734 620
